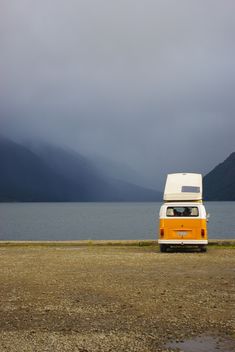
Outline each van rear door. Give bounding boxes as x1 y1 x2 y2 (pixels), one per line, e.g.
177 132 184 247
164 206 201 240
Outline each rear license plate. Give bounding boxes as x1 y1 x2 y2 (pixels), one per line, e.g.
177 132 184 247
177 231 188 236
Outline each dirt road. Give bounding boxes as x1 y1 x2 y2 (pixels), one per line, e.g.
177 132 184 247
0 245 234 351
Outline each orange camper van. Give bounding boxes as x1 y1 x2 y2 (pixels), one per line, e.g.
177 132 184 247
158 173 208 252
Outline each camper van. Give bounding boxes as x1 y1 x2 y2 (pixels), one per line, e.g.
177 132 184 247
158 173 208 252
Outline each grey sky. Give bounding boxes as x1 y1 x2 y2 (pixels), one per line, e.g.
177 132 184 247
1 0 235 189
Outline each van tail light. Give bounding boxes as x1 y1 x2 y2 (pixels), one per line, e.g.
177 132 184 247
160 229 164 238
201 229 205 237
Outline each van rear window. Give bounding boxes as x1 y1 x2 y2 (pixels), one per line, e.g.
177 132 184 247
166 207 199 217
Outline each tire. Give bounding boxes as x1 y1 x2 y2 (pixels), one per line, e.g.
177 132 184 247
200 245 207 252
160 244 167 253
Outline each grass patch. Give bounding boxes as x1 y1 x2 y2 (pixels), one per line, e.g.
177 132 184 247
0 240 234 248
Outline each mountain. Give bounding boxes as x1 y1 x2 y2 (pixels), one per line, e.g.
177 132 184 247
203 152 235 201
0 137 71 202
0 137 161 202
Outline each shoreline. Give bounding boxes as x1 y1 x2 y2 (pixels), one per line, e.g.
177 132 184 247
0 239 234 247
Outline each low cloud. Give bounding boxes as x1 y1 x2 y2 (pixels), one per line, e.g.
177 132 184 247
1 0 235 188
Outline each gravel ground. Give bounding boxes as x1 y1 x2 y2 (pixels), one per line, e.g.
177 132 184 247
0 245 234 351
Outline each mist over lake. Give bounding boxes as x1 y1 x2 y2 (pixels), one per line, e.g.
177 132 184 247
0 202 234 241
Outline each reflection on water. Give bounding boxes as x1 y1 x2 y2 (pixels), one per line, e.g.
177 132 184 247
165 334 235 352
0 202 234 241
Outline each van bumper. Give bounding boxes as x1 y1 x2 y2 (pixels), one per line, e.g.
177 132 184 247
158 240 208 245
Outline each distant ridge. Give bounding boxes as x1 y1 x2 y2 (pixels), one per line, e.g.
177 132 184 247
0 136 161 202
203 152 235 201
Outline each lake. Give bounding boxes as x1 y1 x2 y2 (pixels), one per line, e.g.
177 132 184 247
0 202 234 241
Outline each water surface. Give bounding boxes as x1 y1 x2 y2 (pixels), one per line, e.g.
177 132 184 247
0 202 234 241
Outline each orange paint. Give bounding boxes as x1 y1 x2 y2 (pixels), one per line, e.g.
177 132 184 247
159 218 207 241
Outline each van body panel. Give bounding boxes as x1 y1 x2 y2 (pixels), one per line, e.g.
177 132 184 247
159 203 206 219
159 218 208 243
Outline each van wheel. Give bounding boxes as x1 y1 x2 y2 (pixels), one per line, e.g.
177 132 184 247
200 245 207 252
160 244 167 253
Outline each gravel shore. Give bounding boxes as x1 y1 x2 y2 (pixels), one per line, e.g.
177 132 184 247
0 245 234 351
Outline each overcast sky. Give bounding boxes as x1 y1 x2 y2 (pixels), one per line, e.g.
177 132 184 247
1 0 235 189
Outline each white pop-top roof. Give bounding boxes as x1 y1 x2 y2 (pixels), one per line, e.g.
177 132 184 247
163 173 202 201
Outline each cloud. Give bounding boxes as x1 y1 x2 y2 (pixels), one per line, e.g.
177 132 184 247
1 0 235 188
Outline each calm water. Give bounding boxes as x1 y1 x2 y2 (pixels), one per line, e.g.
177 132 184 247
0 202 234 241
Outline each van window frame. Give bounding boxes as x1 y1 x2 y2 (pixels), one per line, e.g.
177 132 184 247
166 206 199 217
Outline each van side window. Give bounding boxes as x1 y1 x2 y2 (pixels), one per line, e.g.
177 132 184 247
166 207 199 217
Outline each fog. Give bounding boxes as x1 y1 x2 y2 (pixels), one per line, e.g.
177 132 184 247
1 0 235 189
